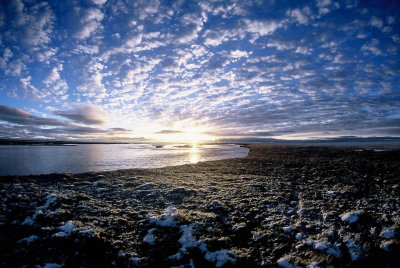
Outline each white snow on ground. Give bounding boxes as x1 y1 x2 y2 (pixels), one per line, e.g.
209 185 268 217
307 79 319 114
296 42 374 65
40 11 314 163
143 228 157 245
22 194 59 225
18 235 39 244
277 256 300 268
295 233 303 240
169 225 200 260
169 225 198 260
207 201 224 210
380 240 394 251
232 222 246 231
165 221 236 266
36 263 63 268
303 238 342 258
178 225 199 249
341 211 364 224
117 251 140 266
200 244 236 268
53 221 76 237
343 236 363 261
306 261 320 268
148 206 178 227
252 231 261 240
380 226 397 238
283 226 292 233
138 183 154 189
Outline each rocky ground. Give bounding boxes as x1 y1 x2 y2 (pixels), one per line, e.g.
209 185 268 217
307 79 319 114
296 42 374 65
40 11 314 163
0 145 399 267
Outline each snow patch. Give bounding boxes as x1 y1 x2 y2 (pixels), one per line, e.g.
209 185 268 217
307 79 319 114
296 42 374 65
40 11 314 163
207 201 224 210
341 211 364 224
169 225 200 260
36 263 63 268
380 226 397 238
138 183 154 189
143 228 157 245
18 235 39 244
277 256 300 268
148 206 178 227
283 226 292 233
22 194 59 225
53 221 76 237
306 262 320 268
178 225 199 249
168 223 236 267
295 233 303 240
202 247 236 267
380 240 394 251
118 251 140 265
252 231 261 240
343 236 363 261
303 238 342 258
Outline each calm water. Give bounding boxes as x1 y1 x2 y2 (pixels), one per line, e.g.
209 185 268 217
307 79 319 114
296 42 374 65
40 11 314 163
0 144 249 176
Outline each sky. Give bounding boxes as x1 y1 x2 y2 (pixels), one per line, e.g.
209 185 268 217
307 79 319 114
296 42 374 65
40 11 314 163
0 0 399 143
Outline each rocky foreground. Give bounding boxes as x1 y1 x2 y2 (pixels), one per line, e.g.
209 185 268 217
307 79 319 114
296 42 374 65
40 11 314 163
0 145 399 267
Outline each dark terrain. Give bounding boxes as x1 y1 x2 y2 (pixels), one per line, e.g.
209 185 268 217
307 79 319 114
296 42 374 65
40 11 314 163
0 145 399 267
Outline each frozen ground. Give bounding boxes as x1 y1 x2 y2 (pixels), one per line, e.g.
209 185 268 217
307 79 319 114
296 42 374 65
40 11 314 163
0 145 399 267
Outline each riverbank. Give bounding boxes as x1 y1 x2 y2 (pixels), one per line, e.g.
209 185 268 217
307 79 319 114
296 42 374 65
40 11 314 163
1 145 399 267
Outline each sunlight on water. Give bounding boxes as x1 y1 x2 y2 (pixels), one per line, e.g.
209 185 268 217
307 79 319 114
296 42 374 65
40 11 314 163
189 143 199 163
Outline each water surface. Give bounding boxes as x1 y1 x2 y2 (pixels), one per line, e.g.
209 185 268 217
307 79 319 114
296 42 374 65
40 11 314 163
0 144 249 176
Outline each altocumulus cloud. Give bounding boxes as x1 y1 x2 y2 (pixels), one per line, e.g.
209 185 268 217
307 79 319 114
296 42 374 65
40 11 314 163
0 0 399 141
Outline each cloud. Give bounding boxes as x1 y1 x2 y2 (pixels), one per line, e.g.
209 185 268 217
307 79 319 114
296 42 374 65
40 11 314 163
19 76 49 100
287 8 312 24
316 0 335 16
73 7 104 39
154 130 184 134
91 0 107 6
73 45 99 55
0 105 66 126
244 19 282 36
369 16 383 29
36 48 58 63
361 39 383 55
0 48 13 69
76 59 107 100
203 28 241 47
4 0 55 47
4 59 26 76
0 0 399 141
53 104 109 125
230 50 249 58
266 41 295 51
42 64 68 99
125 34 143 48
0 105 131 140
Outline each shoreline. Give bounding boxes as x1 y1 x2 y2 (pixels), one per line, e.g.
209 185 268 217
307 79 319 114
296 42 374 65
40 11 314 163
1 143 399 179
0 145 399 267
0 143 249 177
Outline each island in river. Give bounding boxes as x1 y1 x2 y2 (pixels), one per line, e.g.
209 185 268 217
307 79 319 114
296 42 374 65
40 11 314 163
0 145 399 267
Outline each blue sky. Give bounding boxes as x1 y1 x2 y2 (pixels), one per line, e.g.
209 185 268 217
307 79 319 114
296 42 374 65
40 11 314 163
0 0 399 142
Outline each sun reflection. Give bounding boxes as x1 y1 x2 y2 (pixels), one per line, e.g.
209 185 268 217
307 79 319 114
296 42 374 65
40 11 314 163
189 141 199 163
191 140 198 152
